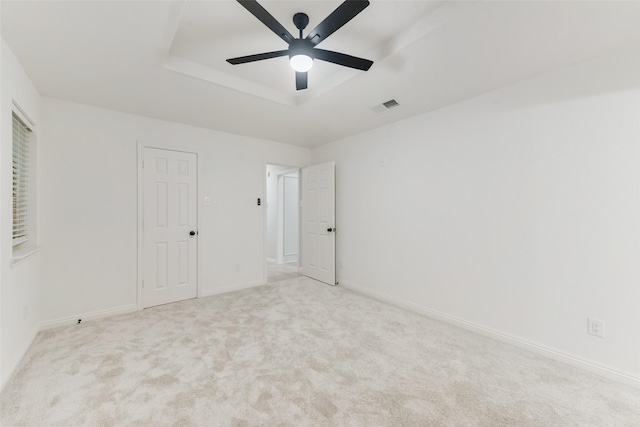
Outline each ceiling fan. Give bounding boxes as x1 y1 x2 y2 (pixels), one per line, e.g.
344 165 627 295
226 0 374 91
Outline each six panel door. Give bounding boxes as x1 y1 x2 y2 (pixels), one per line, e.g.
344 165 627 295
301 161 336 285
142 147 198 308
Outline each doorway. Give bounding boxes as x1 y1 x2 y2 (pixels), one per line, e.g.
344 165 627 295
265 164 300 283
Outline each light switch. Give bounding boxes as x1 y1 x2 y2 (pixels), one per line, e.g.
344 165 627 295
203 196 212 206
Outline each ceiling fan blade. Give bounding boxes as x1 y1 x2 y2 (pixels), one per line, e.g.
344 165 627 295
305 0 370 46
237 0 294 44
312 49 373 71
227 50 289 65
296 72 308 90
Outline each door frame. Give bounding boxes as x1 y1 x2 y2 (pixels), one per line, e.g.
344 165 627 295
263 163 302 284
137 141 200 310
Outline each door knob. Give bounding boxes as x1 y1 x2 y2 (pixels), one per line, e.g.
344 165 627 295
189 231 197 236
327 228 335 233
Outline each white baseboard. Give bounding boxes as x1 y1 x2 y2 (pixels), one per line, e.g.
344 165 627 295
1 326 39 393
39 304 139 331
340 280 640 388
199 280 265 298
266 258 277 264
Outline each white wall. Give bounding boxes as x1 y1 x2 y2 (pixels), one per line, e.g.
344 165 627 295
0 38 42 390
39 99 309 325
282 173 299 263
312 48 640 382
1 19 4 393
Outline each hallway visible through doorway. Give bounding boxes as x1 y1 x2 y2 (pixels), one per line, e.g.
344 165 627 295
266 261 300 283
265 164 300 282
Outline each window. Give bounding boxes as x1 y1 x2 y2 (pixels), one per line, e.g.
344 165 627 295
12 111 32 247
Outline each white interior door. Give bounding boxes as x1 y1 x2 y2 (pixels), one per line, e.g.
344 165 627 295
301 161 335 285
142 147 198 308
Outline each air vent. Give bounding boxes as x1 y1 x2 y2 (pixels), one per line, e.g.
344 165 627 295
372 99 400 113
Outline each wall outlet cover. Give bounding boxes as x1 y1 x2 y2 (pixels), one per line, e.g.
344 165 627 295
587 318 604 338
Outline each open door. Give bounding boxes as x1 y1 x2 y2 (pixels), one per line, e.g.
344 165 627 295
301 161 336 285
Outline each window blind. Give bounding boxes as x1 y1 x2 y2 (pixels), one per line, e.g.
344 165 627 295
12 112 31 246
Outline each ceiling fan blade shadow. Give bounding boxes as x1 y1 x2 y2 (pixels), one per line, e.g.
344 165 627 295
237 0 294 44
227 50 289 65
305 0 370 46
296 72 308 90
312 49 373 71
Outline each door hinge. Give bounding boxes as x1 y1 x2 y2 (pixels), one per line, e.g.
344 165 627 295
142 280 145 288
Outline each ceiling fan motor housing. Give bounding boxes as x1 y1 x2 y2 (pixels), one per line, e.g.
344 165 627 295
289 39 313 59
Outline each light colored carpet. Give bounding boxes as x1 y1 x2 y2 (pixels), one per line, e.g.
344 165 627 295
1 276 639 426
267 262 300 284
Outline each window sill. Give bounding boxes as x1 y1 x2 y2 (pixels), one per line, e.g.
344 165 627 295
11 246 40 267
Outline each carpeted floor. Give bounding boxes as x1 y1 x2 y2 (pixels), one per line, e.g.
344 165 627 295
267 262 300 284
1 276 639 426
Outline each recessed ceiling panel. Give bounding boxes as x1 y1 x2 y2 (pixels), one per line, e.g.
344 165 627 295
166 0 445 103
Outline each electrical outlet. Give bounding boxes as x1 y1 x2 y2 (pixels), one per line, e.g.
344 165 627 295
588 318 604 338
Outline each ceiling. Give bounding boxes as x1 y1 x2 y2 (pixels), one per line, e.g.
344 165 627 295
2 0 640 148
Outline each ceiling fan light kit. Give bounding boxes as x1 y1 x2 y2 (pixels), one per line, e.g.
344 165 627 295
290 54 313 72
288 33 314 72
227 0 374 91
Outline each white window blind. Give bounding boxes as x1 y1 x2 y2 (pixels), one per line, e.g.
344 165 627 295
12 111 31 246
